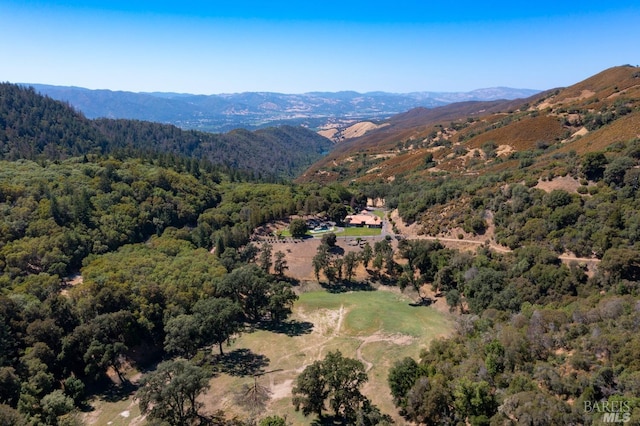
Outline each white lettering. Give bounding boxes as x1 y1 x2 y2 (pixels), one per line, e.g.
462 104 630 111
602 412 617 423
602 412 632 423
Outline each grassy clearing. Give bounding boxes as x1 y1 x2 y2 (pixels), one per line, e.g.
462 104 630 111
204 288 453 424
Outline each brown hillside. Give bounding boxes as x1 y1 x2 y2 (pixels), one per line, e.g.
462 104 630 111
541 65 640 107
297 98 543 183
464 115 566 151
299 65 640 185
387 90 551 128
559 110 640 154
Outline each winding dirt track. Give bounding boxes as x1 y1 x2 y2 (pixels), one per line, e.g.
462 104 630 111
388 209 600 266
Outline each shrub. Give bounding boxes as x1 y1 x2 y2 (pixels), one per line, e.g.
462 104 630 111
519 158 534 168
581 152 608 181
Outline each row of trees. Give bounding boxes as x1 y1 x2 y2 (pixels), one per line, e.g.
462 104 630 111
310 233 401 284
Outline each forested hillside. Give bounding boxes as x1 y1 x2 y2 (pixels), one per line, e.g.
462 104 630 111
0 83 333 179
3 68 640 425
0 82 355 425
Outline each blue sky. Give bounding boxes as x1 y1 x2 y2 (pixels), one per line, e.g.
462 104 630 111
1 1 639 94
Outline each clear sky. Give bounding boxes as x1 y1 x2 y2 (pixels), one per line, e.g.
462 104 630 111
1 1 639 94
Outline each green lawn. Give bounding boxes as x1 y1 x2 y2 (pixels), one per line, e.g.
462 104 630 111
334 226 382 237
371 209 386 220
278 225 381 238
297 290 449 338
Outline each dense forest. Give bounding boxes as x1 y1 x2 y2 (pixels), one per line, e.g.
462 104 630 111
0 84 356 425
2 76 640 425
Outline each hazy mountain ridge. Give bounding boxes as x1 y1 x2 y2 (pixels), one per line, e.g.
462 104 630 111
0 83 333 179
23 83 540 132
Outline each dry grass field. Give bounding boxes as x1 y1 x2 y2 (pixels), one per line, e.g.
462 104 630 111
202 287 454 424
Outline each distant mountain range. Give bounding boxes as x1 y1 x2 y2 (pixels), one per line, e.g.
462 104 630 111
22 84 540 132
0 83 333 179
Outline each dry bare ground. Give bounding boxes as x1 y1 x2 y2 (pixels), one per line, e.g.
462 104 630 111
317 121 389 141
535 175 582 193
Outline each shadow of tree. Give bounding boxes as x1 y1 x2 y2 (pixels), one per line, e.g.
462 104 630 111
329 246 345 256
256 319 314 336
310 415 349 425
409 297 433 307
321 280 375 293
212 348 270 377
90 378 139 404
378 275 399 287
364 269 399 287
84 344 165 405
281 276 301 287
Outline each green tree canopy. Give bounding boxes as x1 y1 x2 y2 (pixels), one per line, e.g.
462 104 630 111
292 350 371 422
217 264 272 322
582 151 608 181
289 219 308 239
388 357 421 410
193 297 243 355
164 314 202 359
137 359 211 426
